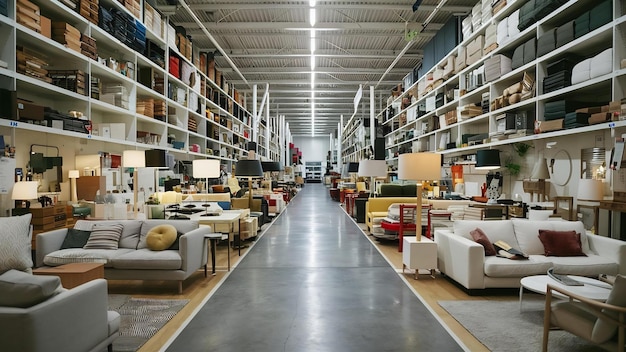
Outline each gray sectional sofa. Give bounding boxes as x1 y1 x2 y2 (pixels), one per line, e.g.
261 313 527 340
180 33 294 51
36 219 211 293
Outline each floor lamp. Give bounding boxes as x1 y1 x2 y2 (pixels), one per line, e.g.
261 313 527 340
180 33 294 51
261 161 282 189
357 159 387 196
397 153 442 241
123 150 145 219
68 170 80 204
235 159 264 208
193 159 221 193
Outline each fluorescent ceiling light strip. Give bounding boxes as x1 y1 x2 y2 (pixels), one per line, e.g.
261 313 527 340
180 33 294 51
310 38 315 53
309 0 316 7
310 55 315 69
309 8 316 26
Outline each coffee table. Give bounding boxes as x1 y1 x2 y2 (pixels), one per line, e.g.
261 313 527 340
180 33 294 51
33 263 104 289
519 275 612 311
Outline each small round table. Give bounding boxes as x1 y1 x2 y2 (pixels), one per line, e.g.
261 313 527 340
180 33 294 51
519 275 612 311
204 233 229 276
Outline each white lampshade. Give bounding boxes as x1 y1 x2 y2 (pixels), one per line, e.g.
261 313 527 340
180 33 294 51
12 181 38 200
531 158 551 180
577 179 604 201
357 160 387 177
398 153 441 181
122 150 146 168
68 170 80 179
193 159 221 178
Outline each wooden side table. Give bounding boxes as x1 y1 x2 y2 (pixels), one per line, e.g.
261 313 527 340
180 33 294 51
402 236 437 280
33 263 104 289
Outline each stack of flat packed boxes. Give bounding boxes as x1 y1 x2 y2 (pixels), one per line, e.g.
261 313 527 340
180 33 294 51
17 0 41 33
541 100 580 132
483 22 498 55
136 98 154 118
52 22 81 54
154 100 166 121
537 28 556 57
543 58 578 94
79 0 98 25
48 70 87 96
122 0 140 19
466 35 483 66
100 84 129 109
90 76 100 99
471 2 482 36
16 46 51 83
484 54 512 82
481 0 492 24
80 33 97 60
584 101 624 125
144 2 163 38
187 117 197 132
511 38 536 70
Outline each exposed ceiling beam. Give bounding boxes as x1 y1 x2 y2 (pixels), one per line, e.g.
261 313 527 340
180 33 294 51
185 3 471 12
225 79 398 85
174 22 444 31
208 51 423 59
185 29 434 39
220 67 408 74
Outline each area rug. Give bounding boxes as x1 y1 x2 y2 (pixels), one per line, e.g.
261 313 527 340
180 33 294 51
439 296 600 352
108 295 189 352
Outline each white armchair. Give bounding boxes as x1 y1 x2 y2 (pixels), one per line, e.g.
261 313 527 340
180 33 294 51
543 275 626 352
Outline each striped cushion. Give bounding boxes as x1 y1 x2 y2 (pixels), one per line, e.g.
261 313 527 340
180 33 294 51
83 224 124 250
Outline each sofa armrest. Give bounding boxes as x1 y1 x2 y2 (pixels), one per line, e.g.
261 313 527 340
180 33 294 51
435 229 486 289
587 235 626 275
35 228 69 267
0 279 114 352
179 227 211 273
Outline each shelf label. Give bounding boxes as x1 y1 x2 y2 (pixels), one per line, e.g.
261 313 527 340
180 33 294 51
9 121 18 127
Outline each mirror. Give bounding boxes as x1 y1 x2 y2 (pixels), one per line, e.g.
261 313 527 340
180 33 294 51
581 147 606 179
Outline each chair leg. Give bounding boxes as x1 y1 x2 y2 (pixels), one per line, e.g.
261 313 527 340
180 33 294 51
542 288 553 352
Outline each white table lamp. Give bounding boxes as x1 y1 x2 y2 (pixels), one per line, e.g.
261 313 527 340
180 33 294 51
12 181 39 209
123 150 146 219
397 153 442 241
357 159 387 196
577 178 603 201
68 170 80 203
193 159 221 193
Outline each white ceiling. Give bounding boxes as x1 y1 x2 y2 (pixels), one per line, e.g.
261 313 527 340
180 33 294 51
156 0 476 136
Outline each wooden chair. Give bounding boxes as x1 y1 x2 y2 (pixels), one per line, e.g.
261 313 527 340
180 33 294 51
543 275 626 352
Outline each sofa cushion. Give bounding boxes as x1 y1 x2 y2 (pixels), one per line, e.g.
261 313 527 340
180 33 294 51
538 230 586 256
484 256 553 277
60 229 92 249
512 219 590 255
146 225 177 251
0 214 33 275
111 249 182 270
592 274 626 343
138 220 199 249
549 255 619 277
453 220 518 247
470 228 497 256
43 249 134 267
83 224 124 250
74 220 143 249
0 269 62 308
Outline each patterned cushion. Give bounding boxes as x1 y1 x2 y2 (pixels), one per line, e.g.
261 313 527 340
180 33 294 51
83 224 124 250
0 214 33 274
0 269 62 307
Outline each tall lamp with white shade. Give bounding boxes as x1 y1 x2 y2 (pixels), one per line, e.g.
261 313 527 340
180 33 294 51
357 159 387 196
12 181 39 210
68 170 80 204
193 159 221 193
123 150 145 219
397 153 442 241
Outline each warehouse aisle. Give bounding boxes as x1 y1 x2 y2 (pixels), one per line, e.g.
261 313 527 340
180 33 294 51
166 183 464 351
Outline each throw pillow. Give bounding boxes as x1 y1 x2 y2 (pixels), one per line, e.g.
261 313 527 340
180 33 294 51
0 214 33 274
538 229 586 257
168 232 184 250
146 225 177 251
470 228 497 256
60 229 92 249
0 269 62 308
83 223 124 250
591 274 626 343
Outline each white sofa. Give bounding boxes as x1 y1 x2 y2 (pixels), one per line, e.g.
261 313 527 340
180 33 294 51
435 219 626 292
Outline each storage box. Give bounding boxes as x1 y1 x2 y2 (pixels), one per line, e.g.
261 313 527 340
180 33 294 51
537 118 563 132
16 99 44 120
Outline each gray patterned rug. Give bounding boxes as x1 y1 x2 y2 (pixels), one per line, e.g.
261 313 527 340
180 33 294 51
439 296 600 352
108 295 189 352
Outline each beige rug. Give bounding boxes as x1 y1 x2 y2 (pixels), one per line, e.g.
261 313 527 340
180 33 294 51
108 295 188 352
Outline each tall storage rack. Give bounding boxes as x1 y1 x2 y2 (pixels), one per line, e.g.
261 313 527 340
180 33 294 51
378 0 626 165
0 0 253 170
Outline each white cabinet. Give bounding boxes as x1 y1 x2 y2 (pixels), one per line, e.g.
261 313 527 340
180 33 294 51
304 161 322 183
402 236 437 280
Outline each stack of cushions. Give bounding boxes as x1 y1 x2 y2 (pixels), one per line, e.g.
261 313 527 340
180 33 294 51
0 269 63 308
0 214 33 275
470 226 586 258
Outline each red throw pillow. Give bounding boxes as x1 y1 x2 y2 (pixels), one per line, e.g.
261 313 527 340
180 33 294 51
538 229 586 257
470 228 496 256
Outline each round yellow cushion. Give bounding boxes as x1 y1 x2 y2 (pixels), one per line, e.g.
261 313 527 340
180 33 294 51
146 225 178 251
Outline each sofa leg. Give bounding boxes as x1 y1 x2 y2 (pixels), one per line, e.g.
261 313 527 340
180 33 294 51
108 344 113 352
178 281 183 294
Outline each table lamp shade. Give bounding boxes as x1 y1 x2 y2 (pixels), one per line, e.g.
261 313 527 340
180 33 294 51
475 150 501 170
12 181 38 200
358 160 387 177
261 161 282 172
531 158 550 179
398 153 441 181
193 159 221 178
577 178 603 201
236 159 263 177
347 162 359 173
122 150 146 168
145 149 167 167
68 170 80 179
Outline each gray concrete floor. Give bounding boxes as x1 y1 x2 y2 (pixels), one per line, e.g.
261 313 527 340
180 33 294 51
166 183 463 352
